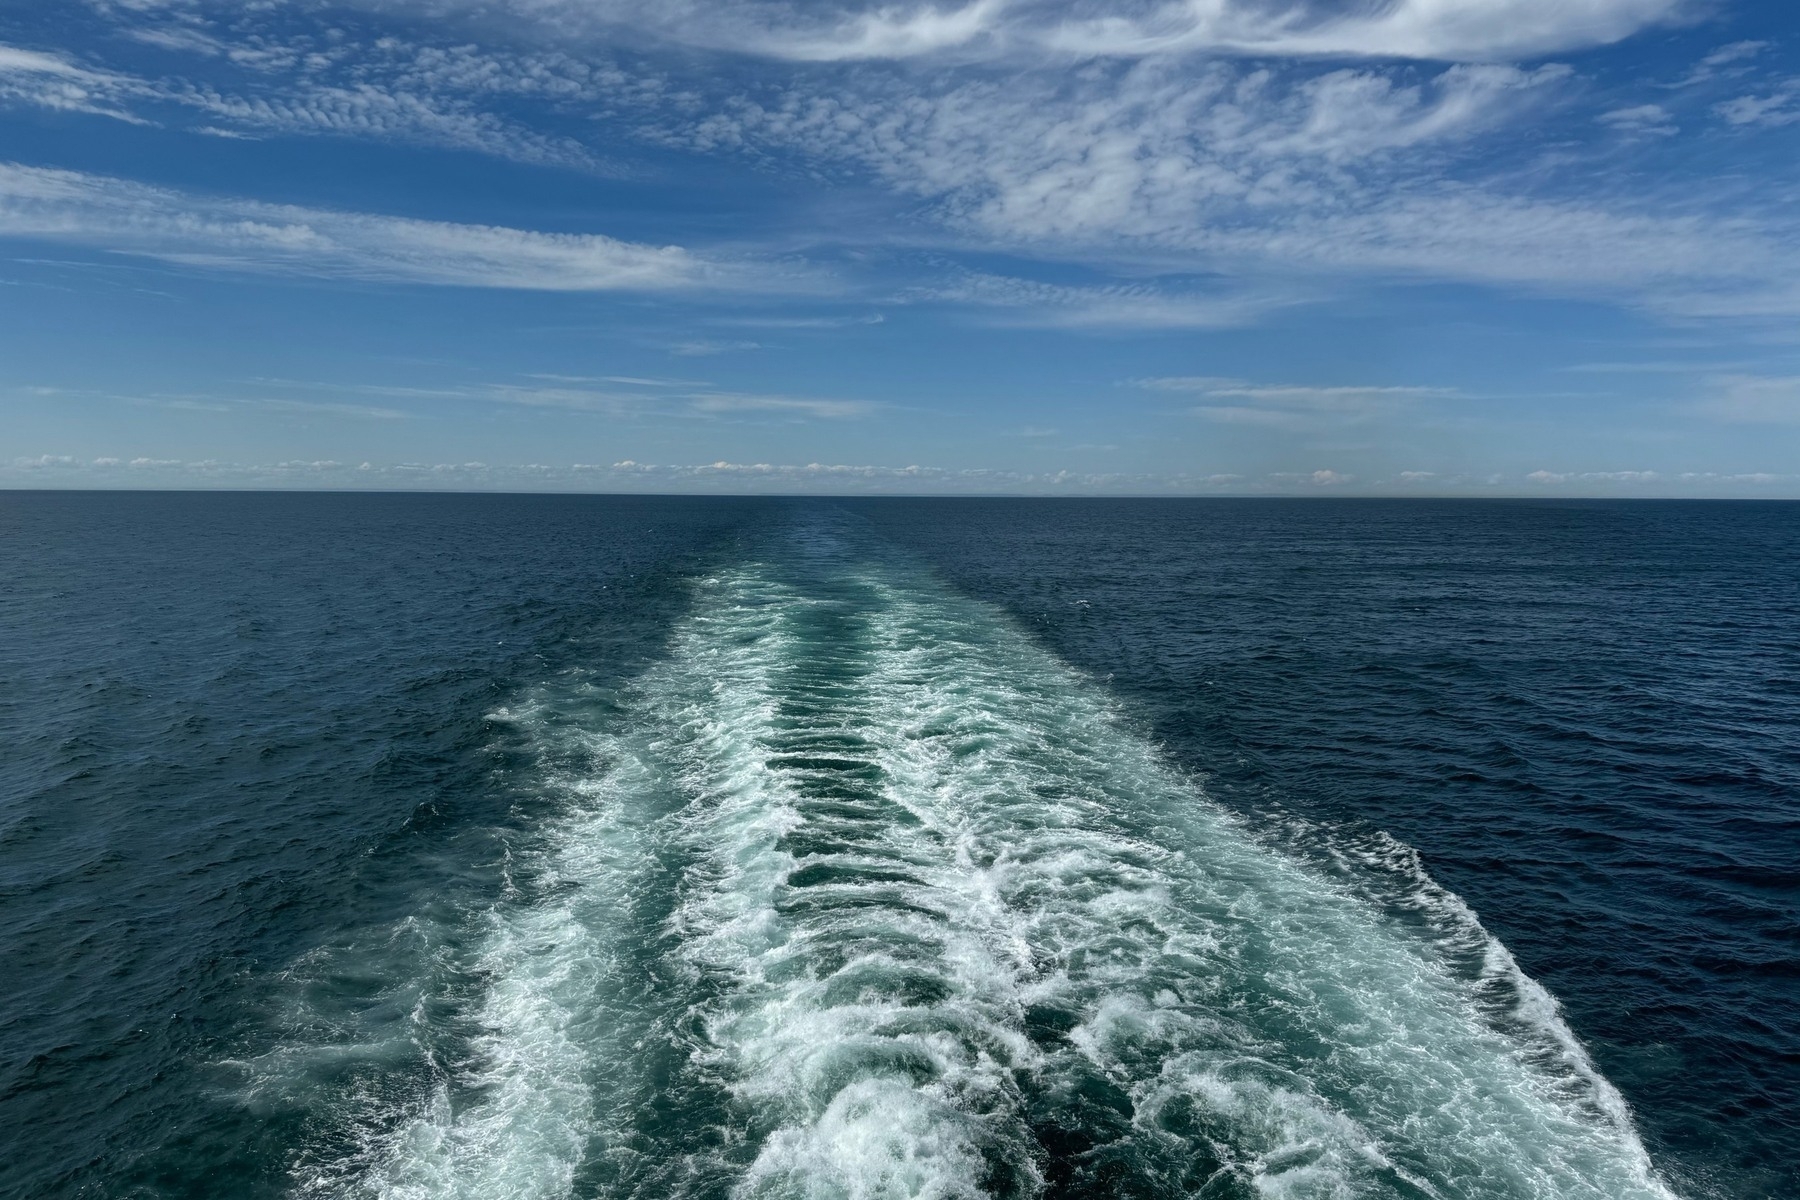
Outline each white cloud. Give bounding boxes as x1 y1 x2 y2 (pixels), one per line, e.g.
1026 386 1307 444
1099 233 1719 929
651 58 1800 317
688 392 877 418
9 447 1792 494
377 0 1686 63
320 377 878 421
1673 40 1766 88
669 339 762 357
1027 0 1687 62
8 3 1789 331
166 71 604 167
0 162 780 292
595 458 1243 491
0 42 145 122
916 272 1293 329
1137 375 1457 427
1206 189 1798 317
0 37 606 166
710 313 886 329
122 25 231 57
1527 469 1667 484
1141 376 1453 402
0 45 108 79
752 0 1013 61
528 373 711 387
679 60 1570 246
1598 103 1676 136
1696 375 1800 424
1716 82 1800 129
1695 40 1766 70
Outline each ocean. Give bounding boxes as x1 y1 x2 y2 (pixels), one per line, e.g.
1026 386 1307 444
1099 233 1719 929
2 493 1794 1199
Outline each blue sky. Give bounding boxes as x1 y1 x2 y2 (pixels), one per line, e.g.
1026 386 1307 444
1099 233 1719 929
2 0 1798 494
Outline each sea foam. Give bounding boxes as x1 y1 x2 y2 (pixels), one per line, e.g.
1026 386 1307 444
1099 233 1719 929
300 533 1676 1199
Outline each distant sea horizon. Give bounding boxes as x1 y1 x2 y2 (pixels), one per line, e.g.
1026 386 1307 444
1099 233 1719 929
7 488 1800 504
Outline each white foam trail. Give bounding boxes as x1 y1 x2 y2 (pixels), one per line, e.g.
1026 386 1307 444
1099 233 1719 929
657 574 1044 1198
274 698 685 1200
309 538 1678 1200
359 815 609 1200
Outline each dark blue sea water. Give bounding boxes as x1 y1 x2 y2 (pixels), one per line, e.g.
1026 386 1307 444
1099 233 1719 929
2 493 1794 1200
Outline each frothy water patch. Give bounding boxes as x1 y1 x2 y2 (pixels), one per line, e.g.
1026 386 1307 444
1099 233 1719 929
256 534 1678 1199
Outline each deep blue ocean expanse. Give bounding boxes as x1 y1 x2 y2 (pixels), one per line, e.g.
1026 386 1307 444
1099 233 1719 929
2 493 1794 1200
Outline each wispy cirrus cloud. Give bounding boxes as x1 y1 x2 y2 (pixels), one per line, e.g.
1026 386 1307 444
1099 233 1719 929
0 162 795 292
483 382 875 419
645 56 1800 319
0 42 145 122
1598 103 1676 137
1671 39 1766 88
689 392 878 418
915 272 1296 329
669 339 762 357
0 35 609 167
663 60 1573 242
354 0 1689 63
12 10 1788 328
221 375 878 421
1716 81 1800 129
0 0 1783 349
1136 375 1458 427
170 80 604 167
1695 374 1800 424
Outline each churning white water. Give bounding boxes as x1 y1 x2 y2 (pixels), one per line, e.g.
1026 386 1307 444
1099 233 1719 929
287 536 1676 1200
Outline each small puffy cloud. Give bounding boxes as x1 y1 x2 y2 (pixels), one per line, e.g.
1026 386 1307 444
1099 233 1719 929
1527 469 1665 484
1261 468 1355 486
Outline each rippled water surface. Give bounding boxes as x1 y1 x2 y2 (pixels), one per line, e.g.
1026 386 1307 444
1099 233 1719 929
2 494 1794 1199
